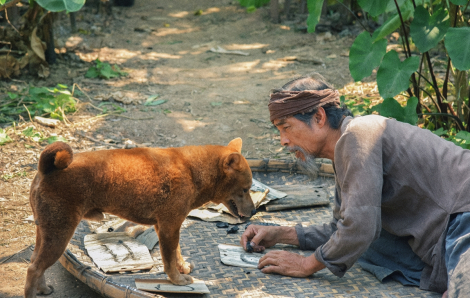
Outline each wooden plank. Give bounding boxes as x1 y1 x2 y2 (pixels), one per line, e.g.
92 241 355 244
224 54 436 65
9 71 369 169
265 185 330 212
247 158 335 177
135 278 210 294
320 163 334 174
84 233 154 273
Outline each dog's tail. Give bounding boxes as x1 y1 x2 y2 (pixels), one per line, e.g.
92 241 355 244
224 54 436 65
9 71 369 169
38 141 74 174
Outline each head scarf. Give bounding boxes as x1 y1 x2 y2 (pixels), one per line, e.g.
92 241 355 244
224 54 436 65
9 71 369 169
268 89 341 123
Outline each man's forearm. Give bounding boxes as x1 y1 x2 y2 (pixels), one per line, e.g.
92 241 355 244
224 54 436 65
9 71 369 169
276 226 300 246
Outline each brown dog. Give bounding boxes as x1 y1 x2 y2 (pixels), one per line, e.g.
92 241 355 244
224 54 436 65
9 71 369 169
25 138 255 298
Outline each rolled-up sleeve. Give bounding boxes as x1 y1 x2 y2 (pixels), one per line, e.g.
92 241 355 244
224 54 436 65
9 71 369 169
296 220 338 250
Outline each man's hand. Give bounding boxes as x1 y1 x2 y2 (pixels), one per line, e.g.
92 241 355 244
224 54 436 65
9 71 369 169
258 251 326 277
240 225 281 252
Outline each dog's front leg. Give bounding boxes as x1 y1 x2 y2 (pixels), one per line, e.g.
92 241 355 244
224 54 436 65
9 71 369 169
155 223 193 285
176 242 194 274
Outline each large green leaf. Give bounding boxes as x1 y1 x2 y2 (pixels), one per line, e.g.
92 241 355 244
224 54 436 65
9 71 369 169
385 0 406 13
377 50 420 99
450 0 468 5
409 5 449 53
358 0 390 17
349 31 387 82
35 0 85 12
373 97 418 125
372 7 413 42
404 96 419 125
306 0 324 33
445 27 470 71
377 98 405 121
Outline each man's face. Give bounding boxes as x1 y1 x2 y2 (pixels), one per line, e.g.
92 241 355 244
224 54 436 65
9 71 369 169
273 115 325 161
273 116 324 177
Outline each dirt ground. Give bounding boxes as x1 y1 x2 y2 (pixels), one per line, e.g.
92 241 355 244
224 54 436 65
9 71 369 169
0 0 365 296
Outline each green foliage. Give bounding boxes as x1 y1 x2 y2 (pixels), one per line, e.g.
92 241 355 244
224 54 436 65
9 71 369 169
308 0 470 132
22 127 43 142
238 0 270 8
2 170 27 181
0 128 13 145
341 96 373 116
409 5 449 53
357 0 389 17
0 84 77 123
432 128 470 149
144 95 167 106
349 31 387 81
35 0 85 12
307 0 324 33
372 97 419 125
21 127 68 143
450 0 468 5
85 59 128 79
98 102 127 114
445 27 470 71
376 51 420 99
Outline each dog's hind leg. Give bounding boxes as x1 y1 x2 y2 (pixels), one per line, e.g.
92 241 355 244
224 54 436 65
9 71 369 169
27 225 54 297
25 219 79 298
155 222 193 285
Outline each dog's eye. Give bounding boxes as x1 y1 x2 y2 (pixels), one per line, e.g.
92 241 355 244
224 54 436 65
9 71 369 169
243 189 249 193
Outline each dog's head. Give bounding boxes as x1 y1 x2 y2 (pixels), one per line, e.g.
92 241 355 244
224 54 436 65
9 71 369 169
216 138 256 219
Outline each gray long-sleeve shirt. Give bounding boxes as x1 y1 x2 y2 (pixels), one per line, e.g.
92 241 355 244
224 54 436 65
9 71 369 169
295 115 470 292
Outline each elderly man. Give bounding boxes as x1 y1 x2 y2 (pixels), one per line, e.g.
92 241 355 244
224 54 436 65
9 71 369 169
241 73 470 297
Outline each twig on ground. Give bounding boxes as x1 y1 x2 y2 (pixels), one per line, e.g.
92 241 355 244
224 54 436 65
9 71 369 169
0 245 31 265
74 131 121 148
23 104 34 123
111 114 154 120
72 114 107 126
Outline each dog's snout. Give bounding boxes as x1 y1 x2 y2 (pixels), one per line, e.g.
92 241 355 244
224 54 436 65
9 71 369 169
251 209 257 216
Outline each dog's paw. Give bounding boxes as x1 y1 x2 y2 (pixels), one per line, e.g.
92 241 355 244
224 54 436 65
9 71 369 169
172 274 193 285
177 261 194 274
37 285 54 295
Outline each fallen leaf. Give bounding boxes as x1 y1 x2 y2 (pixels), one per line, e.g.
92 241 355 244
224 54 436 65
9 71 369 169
0 55 20 78
31 27 46 61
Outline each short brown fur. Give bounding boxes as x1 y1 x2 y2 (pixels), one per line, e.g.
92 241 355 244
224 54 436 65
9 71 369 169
25 138 255 298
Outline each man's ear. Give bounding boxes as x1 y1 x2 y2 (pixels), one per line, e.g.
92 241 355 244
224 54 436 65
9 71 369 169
223 152 242 173
314 107 327 128
227 138 242 153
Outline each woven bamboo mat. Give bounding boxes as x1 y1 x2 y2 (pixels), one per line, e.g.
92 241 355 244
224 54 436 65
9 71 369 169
60 169 442 298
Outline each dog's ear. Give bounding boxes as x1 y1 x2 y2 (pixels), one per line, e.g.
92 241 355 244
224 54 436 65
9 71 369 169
223 152 242 173
227 138 242 153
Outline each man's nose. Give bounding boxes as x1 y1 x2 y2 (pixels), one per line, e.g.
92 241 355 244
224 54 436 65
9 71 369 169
280 133 289 147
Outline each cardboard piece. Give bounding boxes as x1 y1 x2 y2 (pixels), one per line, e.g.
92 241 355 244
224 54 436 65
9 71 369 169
84 233 154 273
188 208 245 224
218 244 270 269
